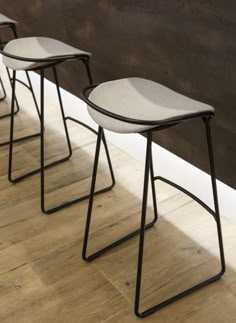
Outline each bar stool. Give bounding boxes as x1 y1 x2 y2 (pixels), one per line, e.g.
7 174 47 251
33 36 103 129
0 37 115 214
81 78 225 318
0 13 40 146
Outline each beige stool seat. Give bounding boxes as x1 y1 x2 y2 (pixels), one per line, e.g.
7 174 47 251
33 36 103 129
3 37 91 70
0 13 17 26
88 77 214 133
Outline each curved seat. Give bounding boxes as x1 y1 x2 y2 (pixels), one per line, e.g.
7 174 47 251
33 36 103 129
2 37 91 70
0 13 17 26
86 77 214 133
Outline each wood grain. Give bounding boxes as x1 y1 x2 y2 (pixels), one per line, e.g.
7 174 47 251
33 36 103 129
0 59 236 322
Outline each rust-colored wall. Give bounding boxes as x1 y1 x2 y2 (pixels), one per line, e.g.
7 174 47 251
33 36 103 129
1 0 235 188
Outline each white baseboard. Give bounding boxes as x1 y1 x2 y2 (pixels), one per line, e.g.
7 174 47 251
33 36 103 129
15 70 236 224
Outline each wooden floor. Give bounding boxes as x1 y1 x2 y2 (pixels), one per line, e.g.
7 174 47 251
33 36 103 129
0 70 236 323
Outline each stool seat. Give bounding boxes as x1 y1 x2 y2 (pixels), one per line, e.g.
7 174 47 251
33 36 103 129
0 13 17 26
2 37 91 70
87 77 214 133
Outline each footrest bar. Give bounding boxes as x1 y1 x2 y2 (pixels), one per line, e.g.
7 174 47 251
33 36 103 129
0 132 40 147
0 107 19 120
65 116 98 136
15 78 32 92
10 153 71 183
65 116 115 187
154 176 216 220
43 180 115 215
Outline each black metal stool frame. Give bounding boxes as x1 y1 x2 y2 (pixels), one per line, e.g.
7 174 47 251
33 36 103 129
0 22 40 147
81 84 225 318
0 50 115 214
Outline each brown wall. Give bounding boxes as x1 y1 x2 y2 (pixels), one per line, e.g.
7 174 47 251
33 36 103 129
1 0 235 188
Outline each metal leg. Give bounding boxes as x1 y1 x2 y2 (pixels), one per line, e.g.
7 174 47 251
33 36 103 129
5 69 41 120
82 58 93 84
0 67 20 120
37 57 116 214
0 68 42 146
65 57 115 191
11 69 41 120
8 68 72 184
0 75 7 101
11 25 18 39
101 129 116 189
40 69 45 213
7 71 40 179
25 71 41 120
39 68 114 214
135 132 152 317
134 121 225 318
150 142 158 222
8 70 16 182
65 117 116 196
82 130 156 262
40 67 72 213
204 117 225 273
82 120 225 318
82 126 103 260
40 68 73 213
82 58 115 190
52 67 72 158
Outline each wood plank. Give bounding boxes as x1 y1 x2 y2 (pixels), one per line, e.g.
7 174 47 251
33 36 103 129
0 265 129 323
0 64 236 322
